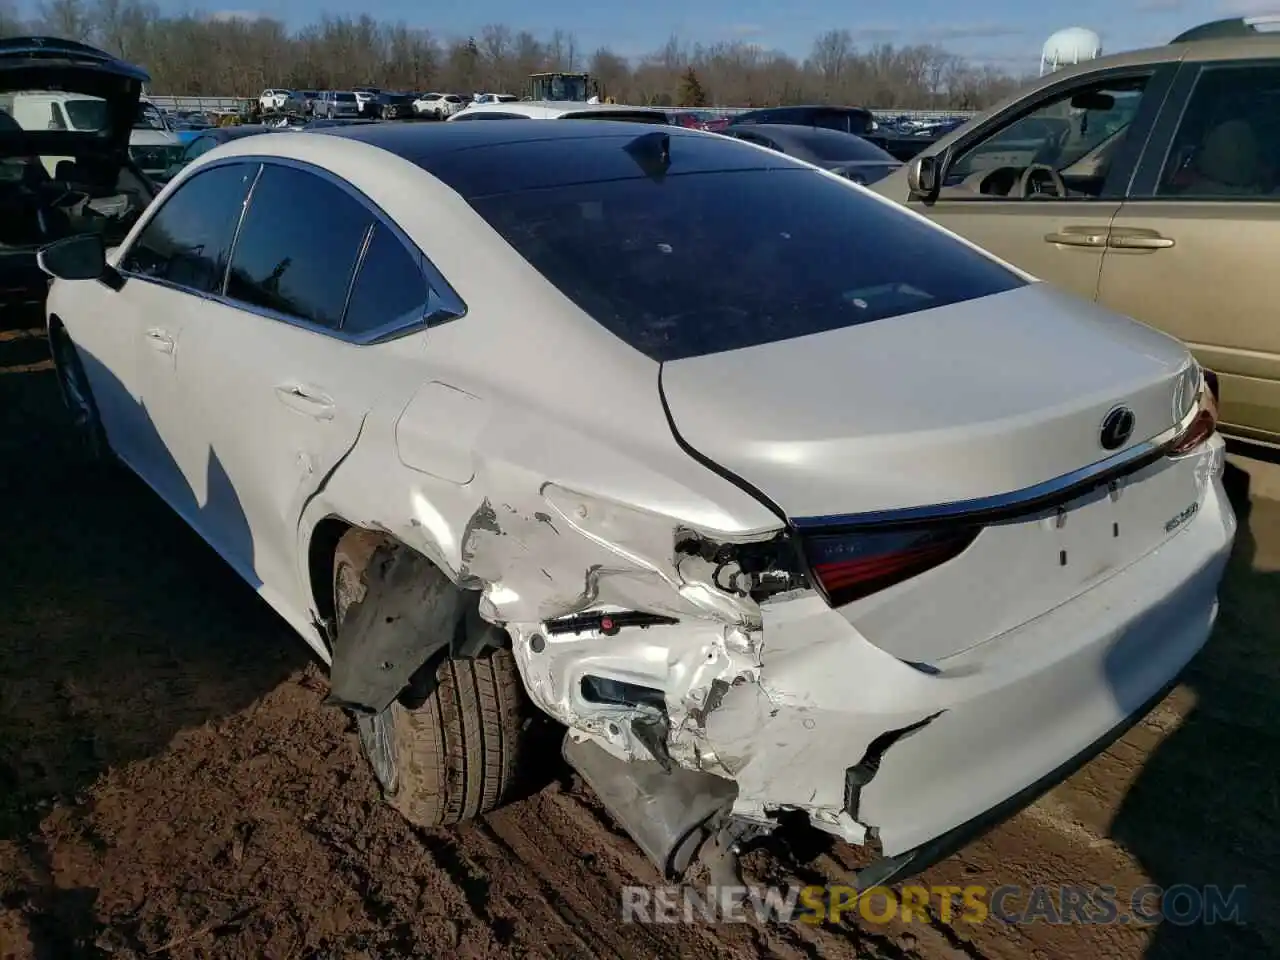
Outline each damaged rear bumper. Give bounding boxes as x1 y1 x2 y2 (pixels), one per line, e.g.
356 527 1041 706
519 463 1234 875
852 668 1185 890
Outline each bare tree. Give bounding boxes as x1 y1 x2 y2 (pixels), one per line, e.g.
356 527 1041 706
35 0 94 41
1 0 1030 110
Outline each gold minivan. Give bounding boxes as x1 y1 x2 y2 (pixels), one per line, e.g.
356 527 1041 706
874 23 1280 448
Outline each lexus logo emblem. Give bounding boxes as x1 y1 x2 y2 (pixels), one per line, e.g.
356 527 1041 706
1100 406 1136 451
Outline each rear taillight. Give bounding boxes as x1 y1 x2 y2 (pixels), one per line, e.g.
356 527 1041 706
1168 378 1219 457
802 526 980 607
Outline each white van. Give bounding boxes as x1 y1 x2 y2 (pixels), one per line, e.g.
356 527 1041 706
4 92 179 176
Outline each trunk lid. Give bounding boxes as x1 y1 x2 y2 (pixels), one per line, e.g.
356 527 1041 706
660 282 1191 518
662 282 1204 661
0 37 148 160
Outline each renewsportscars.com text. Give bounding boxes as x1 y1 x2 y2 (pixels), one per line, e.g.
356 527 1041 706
621 883 1249 927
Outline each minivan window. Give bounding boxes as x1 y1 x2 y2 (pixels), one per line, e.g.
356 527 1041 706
468 168 1024 362
337 93 357 102
121 162 258 294
226 164 371 328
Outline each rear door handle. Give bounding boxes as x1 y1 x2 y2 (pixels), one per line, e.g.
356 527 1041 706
1043 228 1109 248
1108 230 1174 250
144 328 175 354
274 382 336 420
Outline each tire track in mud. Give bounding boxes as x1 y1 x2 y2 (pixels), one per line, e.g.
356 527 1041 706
417 826 598 957
538 786 829 959
809 847 987 960
480 792 719 959
541 785 905 960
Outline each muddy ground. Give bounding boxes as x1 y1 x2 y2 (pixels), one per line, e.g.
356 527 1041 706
1 318 1278 960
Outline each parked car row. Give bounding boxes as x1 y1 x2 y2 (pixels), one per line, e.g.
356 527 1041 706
5 24 1269 900
259 87 476 121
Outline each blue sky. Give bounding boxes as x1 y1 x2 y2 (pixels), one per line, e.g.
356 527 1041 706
18 0 1273 70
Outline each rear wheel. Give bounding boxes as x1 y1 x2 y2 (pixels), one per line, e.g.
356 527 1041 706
334 530 534 827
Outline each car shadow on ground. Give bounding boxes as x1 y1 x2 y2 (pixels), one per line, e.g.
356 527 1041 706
1110 454 1280 958
0 324 308 955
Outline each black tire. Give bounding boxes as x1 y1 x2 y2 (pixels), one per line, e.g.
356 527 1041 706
49 322 111 464
334 529 532 827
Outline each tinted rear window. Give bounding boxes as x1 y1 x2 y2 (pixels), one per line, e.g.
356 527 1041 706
469 168 1023 362
796 131 894 163
337 93 356 102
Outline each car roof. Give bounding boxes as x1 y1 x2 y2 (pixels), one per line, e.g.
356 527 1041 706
459 100 666 118
304 118 792 197
736 104 872 115
730 122 867 141
312 115 675 153
727 122 898 160
1021 31 1280 81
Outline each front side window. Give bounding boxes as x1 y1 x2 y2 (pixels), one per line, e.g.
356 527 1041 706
121 162 257 294
469 167 1024 362
1157 63 1280 198
341 224 429 337
945 75 1150 197
226 164 371 328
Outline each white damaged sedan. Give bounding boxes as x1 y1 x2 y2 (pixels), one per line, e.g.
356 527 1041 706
37 120 1234 886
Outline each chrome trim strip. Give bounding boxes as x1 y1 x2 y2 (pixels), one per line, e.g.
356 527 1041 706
339 221 377 329
220 161 264 297
792 405 1199 534
115 154 467 346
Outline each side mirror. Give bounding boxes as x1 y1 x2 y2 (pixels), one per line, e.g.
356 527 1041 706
906 154 943 202
37 234 123 290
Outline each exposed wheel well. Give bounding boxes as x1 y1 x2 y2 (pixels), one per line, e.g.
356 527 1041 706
307 516 353 639
307 519 500 655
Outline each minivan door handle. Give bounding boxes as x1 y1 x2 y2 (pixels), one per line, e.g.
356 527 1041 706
1108 229 1175 250
1043 227 1109 247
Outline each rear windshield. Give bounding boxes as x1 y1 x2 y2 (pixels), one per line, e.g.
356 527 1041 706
336 93 356 102
470 168 1023 362
799 131 894 163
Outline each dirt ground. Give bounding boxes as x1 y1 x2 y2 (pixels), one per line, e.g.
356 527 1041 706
2 317 1277 960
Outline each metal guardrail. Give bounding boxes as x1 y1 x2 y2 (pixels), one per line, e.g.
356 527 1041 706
146 95 251 114
145 94 981 122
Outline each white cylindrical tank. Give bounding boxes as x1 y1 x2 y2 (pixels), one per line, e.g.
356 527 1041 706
1040 27 1102 75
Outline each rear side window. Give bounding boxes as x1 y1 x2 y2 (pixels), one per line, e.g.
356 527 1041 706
226 164 371 328
342 223 429 337
122 162 257 294
469 168 1024 362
